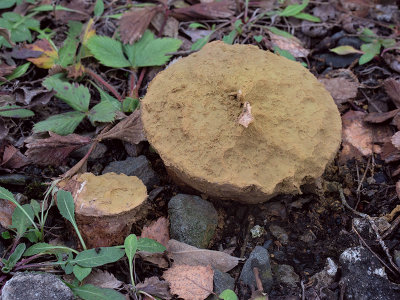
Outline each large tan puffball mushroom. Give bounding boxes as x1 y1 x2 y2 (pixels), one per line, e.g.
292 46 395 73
60 172 148 248
142 41 342 204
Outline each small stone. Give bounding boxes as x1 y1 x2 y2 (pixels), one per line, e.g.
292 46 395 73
394 250 400 269
168 194 218 248
71 143 107 161
2 272 73 300
123 142 143 157
250 225 265 238
213 269 235 295
269 225 289 245
102 155 160 190
273 264 300 287
239 246 273 292
299 230 317 243
340 246 400 300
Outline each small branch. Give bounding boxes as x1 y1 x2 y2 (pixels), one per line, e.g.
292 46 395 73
85 68 122 101
134 68 147 99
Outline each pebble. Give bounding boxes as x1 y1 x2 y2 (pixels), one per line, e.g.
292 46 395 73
269 224 289 245
273 264 300 287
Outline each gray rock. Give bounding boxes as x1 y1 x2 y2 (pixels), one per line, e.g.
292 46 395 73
273 264 299 287
299 230 316 243
102 155 160 190
123 142 143 157
339 246 400 300
0 174 30 185
239 246 273 292
71 143 107 161
168 194 218 248
269 225 289 245
2 272 73 300
213 269 235 295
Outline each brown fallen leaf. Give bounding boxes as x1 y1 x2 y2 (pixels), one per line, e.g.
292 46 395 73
269 32 309 58
163 264 213 300
0 199 16 228
1 145 29 169
54 0 92 22
136 276 172 300
171 1 234 20
167 239 240 272
15 87 55 106
25 132 91 166
364 109 400 124
392 132 400 150
380 141 400 163
141 217 170 247
0 63 15 81
384 78 400 108
119 7 160 45
340 110 392 163
83 269 123 289
319 69 359 105
98 109 146 144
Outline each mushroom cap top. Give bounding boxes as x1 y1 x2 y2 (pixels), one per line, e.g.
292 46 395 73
142 41 342 203
72 172 147 216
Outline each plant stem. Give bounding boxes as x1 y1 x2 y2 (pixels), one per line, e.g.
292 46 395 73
85 68 123 101
134 68 146 99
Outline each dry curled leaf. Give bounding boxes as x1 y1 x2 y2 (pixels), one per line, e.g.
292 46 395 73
364 109 400 124
83 269 123 289
0 199 16 228
238 101 254 128
24 39 59 69
119 7 159 44
1 145 29 169
269 32 309 58
136 277 172 300
384 78 400 108
54 0 92 22
141 217 170 247
172 1 234 20
319 69 359 104
0 63 15 81
25 132 91 166
167 239 240 272
99 109 146 144
163 264 213 300
392 132 400 150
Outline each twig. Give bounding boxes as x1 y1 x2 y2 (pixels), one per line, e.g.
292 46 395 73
253 267 263 292
85 68 122 101
356 156 371 208
240 214 254 258
381 214 400 239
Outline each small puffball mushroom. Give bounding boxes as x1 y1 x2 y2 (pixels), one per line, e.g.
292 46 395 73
142 41 342 204
60 172 148 248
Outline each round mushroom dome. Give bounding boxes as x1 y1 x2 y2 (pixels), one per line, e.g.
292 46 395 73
142 41 342 204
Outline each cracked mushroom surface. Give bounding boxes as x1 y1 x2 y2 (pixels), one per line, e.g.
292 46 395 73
142 41 342 204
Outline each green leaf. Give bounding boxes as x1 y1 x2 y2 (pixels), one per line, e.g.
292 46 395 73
0 12 39 46
222 30 237 45
31 5 81 13
330 45 363 55
219 289 238 300
273 45 296 61
191 35 211 51
124 234 138 262
24 242 76 256
267 27 295 39
12 204 34 238
2 243 25 272
122 97 139 113
71 247 125 267
1 231 11 239
359 28 377 43
188 22 207 29
33 111 85 135
294 12 320 22
73 265 92 281
279 0 309 17
4 62 31 82
0 0 15 9
67 21 83 39
94 0 104 17
71 284 125 300
92 83 121 111
30 200 41 219
0 105 34 118
381 38 396 48
124 30 182 67
24 229 41 243
137 238 166 253
87 35 130 68
58 38 78 67
56 190 76 225
42 77 90 112
359 52 375 65
88 101 117 124
254 35 263 43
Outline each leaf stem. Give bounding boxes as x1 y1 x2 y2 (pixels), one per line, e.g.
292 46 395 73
85 68 122 101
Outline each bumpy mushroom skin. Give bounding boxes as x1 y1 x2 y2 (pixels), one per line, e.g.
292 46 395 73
142 41 342 203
